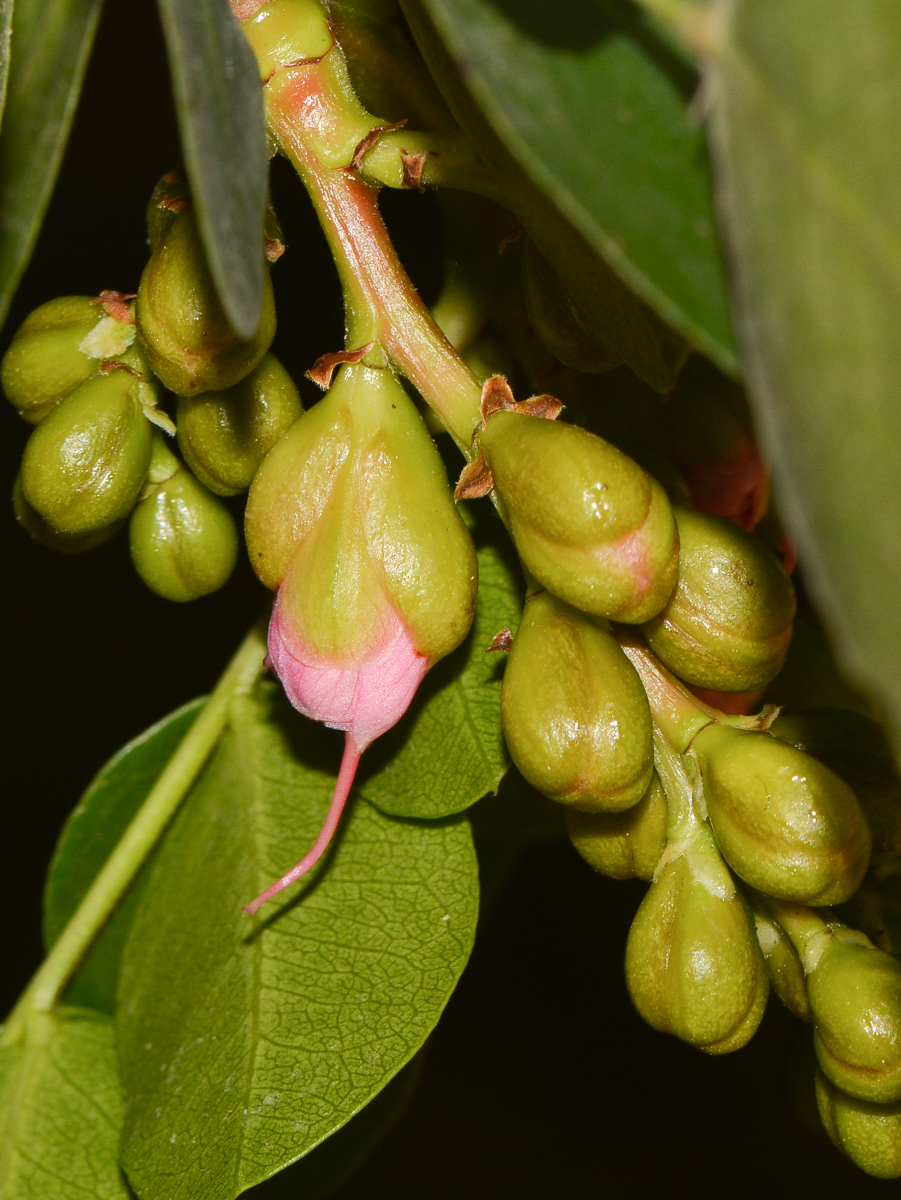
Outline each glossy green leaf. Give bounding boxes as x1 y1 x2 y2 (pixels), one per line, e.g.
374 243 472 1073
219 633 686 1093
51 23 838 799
117 681 479 1200
43 698 205 1014
157 0 268 339
0 0 103 329
359 511 520 819
404 0 735 373
705 0 901 742
0 1008 127 1199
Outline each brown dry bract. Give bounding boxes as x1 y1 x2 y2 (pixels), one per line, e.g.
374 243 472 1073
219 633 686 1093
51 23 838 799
306 341 375 390
264 237 286 263
478 374 564 426
99 359 142 378
400 150 428 192
486 628 514 653
350 120 408 172
454 451 494 500
92 290 136 323
231 0 267 20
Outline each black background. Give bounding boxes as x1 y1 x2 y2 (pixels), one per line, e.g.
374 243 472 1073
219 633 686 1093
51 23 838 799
0 1 892 1196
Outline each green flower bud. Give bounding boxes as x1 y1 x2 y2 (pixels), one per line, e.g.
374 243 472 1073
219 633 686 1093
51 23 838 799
129 436 238 601
1 295 136 423
642 508 796 692
500 590 653 812
521 237 619 373
565 772 667 880
136 204 276 395
12 473 120 554
246 362 477 662
692 723 871 905
176 353 303 495
625 828 769 1053
751 902 812 1021
478 412 679 623
805 925 901 1104
19 367 154 535
772 708 901 866
816 1069 901 1179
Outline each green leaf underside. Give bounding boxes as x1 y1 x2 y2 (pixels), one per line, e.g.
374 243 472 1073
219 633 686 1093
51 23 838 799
0 1008 127 1199
705 0 901 742
358 514 521 818
43 698 205 1014
250 1055 422 1200
157 0 268 339
413 0 736 371
117 681 479 1200
0 0 103 330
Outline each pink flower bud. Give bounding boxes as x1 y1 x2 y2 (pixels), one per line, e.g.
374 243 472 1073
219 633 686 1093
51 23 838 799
266 583 428 753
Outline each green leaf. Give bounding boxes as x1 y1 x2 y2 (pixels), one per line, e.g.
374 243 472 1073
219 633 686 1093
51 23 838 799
43 699 205 1015
404 0 736 374
157 0 268 339
0 1008 127 1199
248 1055 422 1200
117 682 479 1200
704 1 901 741
0 0 103 329
0 1 14 135
358 510 521 819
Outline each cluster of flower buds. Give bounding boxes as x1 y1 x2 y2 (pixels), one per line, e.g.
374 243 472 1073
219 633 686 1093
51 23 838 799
460 302 901 1172
8 0 899 1175
4 174 291 601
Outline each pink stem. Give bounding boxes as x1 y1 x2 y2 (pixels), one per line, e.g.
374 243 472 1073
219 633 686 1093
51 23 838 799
243 734 362 916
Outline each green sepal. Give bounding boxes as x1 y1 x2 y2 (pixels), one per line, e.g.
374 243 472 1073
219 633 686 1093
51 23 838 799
177 352 303 496
501 590 653 812
624 826 769 1054
478 411 679 623
772 708 901 866
816 1068 901 1179
692 723 871 906
565 772 667 881
136 204 276 396
129 453 239 603
20 367 153 535
642 507 796 692
1 295 135 423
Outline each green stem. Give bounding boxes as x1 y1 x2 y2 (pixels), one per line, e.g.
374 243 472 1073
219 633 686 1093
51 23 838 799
360 130 505 202
652 727 699 843
1 623 267 1046
266 94 484 454
616 628 716 750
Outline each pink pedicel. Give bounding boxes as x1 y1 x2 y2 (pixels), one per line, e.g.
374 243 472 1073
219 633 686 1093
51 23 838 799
243 588 428 915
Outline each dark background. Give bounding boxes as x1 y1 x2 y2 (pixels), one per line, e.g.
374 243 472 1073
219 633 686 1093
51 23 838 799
0 1 891 1196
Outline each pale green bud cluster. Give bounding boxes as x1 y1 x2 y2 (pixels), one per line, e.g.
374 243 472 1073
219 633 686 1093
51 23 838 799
3 172 288 602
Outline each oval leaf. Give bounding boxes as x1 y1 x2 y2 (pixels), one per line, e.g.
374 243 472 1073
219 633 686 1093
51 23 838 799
117 681 479 1200
358 514 520 819
43 698 205 1014
404 0 736 372
157 0 268 339
0 1008 127 1199
705 0 901 740
0 0 103 329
